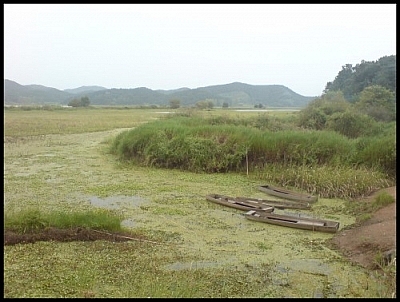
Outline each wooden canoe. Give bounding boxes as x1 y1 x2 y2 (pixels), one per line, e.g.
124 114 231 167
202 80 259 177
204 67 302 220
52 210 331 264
244 210 339 233
258 184 318 203
206 194 275 212
233 196 311 210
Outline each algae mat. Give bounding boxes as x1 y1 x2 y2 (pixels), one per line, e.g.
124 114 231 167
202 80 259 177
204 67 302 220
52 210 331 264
4 129 388 297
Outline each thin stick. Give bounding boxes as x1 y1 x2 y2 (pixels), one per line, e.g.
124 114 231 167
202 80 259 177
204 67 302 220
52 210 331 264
246 147 249 176
91 229 169 245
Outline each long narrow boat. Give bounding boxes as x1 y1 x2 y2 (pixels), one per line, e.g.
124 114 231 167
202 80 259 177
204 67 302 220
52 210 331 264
206 194 275 212
233 196 311 210
244 210 339 233
258 184 318 203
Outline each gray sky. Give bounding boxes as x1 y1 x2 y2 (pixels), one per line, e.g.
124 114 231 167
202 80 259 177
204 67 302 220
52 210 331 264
4 4 396 96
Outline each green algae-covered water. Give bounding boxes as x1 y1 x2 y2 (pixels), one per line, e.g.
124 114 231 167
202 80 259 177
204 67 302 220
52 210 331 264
4 129 392 297
86 191 383 297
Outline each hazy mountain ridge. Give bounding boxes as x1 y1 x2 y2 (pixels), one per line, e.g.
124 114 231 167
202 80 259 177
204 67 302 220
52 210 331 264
156 87 191 95
64 86 108 94
5 80 72 105
4 79 316 107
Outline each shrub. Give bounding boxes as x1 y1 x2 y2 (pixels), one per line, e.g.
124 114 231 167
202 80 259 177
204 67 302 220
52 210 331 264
326 110 376 138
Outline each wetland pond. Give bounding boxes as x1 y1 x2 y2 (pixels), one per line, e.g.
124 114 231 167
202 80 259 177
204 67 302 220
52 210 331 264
84 192 382 298
4 128 390 298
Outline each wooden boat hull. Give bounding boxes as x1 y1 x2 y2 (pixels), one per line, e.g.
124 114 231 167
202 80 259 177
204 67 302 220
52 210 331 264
258 184 318 203
234 196 311 210
244 210 339 233
206 194 275 212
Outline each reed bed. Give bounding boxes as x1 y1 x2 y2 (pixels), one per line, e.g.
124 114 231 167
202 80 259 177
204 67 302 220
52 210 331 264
4 208 124 233
109 113 395 198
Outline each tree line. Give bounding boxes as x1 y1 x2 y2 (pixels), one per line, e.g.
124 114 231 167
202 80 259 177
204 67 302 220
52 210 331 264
68 96 90 107
324 55 395 102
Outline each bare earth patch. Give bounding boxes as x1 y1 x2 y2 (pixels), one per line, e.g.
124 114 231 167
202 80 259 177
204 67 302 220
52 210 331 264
4 227 149 245
328 186 396 269
4 187 396 271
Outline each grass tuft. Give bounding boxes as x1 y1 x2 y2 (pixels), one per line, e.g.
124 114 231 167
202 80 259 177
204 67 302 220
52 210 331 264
4 208 124 234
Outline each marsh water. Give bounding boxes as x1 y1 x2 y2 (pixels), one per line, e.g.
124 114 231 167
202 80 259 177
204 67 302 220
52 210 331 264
4 128 389 297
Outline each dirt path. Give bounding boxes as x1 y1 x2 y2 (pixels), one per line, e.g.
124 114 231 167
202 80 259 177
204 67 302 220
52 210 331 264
329 186 396 269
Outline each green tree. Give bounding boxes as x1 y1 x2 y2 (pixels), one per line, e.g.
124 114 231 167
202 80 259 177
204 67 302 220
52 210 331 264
196 100 214 110
374 55 396 91
68 96 90 107
324 55 396 102
298 91 350 130
81 96 90 107
68 98 80 107
222 102 229 108
326 109 376 138
324 64 355 100
354 85 396 122
169 99 181 109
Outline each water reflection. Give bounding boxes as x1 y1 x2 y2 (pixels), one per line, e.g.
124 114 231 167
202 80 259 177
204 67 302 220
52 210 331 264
88 195 147 210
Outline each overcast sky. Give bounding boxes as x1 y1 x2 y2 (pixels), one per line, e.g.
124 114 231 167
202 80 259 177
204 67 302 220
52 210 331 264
4 4 396 96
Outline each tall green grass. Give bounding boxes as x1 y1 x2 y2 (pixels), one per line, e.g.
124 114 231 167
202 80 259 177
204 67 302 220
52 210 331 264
355 135 396 176
251 164 393 199
4 208 124 233
248 130 354 167
109 117 252 172
109 115 395 175
108 114 395 199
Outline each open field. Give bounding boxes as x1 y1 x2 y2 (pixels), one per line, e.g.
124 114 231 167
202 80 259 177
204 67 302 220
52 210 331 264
4 108 394 298
3 107 300 137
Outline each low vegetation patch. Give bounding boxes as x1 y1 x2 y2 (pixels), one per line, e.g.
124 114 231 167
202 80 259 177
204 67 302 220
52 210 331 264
4 208 124 234
345 191 395 224
109 113 395 199
251 164 392 200
3 208 159 246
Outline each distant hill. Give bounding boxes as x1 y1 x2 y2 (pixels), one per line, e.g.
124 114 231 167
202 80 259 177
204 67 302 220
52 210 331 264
155 87 191 95
172 82 314 107
4 80 72 105
64 86 108 94
4 79 316 107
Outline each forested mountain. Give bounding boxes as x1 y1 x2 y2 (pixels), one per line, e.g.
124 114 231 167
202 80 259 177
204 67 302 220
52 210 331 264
166 82 311 107
324 55 396 102
3 80 315 107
